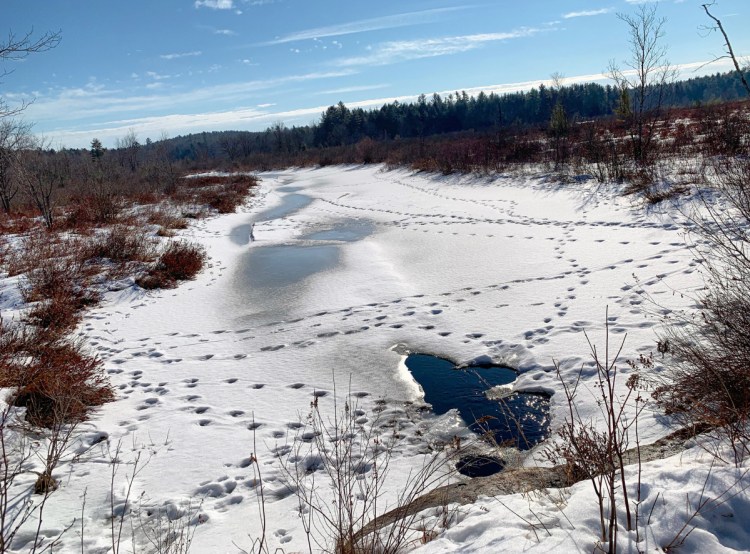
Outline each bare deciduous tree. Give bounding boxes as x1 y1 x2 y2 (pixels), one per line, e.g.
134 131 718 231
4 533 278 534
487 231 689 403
0 119 33 213
115 129 141 172
20 142 70 229
608 4 677 166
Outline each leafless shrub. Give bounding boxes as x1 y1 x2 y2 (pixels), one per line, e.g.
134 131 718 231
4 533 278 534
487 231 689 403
87 225 157 266
299 396 451 553
654 155 750 465
172 174 258 214
698 103 750 157
0 316 89 552
544 317 648 553
145 207 188 230
62 192 123 229
243 391 454 553
136 241 207 290
97 439 203 554
11 235 99 333
0 331 113 427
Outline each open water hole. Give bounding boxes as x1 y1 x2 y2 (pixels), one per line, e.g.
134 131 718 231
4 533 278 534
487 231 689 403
404 353 550 453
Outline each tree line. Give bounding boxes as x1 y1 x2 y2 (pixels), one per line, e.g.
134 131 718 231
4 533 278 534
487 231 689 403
156 69 749 163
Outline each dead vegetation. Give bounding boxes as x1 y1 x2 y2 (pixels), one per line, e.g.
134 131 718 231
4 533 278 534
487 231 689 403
136 240 207 290
0 169 256 551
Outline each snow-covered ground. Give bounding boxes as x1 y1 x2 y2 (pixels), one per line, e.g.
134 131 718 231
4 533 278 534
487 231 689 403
8 165 747 553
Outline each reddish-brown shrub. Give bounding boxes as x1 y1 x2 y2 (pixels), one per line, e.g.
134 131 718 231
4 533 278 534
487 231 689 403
8 234 100 332
0 333 113 426
136 240 207 289
145 206 188 229
0 212 39 235
25 293 86 333
60 193 122 230
171 175 258 214
183 174 257 188
20 244 89 302
86 225 156 265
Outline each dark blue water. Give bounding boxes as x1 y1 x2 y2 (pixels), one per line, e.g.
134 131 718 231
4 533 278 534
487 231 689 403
456 456 505 478
405 353 549 450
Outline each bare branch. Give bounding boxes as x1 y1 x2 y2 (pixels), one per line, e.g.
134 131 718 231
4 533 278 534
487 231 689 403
701 2 750 96
0 28 61 61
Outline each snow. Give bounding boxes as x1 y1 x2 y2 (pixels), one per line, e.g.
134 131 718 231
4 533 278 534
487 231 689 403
4 164 745 552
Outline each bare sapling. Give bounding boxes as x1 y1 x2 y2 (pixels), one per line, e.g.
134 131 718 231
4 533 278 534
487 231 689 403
244 383 456 553
544 313 648 553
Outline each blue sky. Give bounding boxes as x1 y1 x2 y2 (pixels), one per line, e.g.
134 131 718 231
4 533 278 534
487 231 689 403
3 0 749 148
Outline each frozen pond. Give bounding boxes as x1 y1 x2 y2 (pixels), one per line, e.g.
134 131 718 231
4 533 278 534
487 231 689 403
63 165 700 553
303 220 375 242
241 244 339 289
254 192 312 222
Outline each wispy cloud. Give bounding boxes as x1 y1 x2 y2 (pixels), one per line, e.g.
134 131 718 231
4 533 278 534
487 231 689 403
195 0 234 9
263 7 468 45
23 70 356 126
145 71 175 80
215 29 236 36
316 84 390 95
563 8 612 19
333 28 544 67
160 51 202 60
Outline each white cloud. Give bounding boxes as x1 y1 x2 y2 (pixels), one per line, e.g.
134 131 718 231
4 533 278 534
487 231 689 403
264 7 467 45
316 84 390 95
145 71 174 80
333 28 544 67
22 70 356 128
215 29 236 36
160 51 202 60
563 9 612 19
195 0 234 9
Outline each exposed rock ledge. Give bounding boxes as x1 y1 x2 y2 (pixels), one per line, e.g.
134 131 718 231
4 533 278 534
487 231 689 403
355 424 705 542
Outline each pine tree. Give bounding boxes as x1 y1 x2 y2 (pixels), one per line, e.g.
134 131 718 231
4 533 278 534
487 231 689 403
90 138 105 162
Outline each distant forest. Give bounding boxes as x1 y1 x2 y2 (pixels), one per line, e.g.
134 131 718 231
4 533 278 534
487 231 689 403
150 70 749 164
